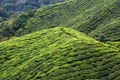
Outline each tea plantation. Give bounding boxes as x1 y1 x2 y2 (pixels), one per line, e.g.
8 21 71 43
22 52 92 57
0 27 120 80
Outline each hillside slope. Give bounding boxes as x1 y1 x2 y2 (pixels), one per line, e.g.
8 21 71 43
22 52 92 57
0 27 120 80
0 0 120 42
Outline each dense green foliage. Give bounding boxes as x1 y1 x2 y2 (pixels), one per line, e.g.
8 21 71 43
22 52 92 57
0 0 65 20
0 10 35 38
0 27 120 80
0 0 120 42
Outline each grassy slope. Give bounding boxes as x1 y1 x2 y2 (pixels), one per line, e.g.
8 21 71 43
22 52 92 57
0 27 120 80
1 0 120 42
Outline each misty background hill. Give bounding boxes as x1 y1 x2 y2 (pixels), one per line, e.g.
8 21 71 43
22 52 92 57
0 0 65 20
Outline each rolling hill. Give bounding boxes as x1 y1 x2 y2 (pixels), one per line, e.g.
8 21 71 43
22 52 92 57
0 27 120 80
0 0 120 42
0 0 120 80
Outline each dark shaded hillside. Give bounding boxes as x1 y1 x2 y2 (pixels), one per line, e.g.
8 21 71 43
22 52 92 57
0 27 120 80
0 0 65 11
0 0 65 20
0 0 120 42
